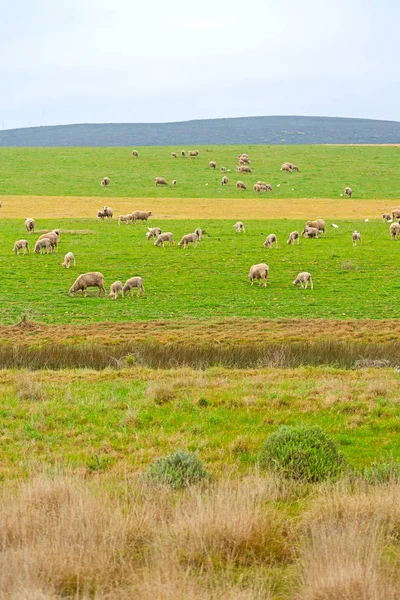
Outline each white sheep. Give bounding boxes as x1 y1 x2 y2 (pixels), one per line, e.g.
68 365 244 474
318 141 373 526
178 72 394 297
178 233 199 249
146 227 162 240
13 240 29 255
293 272 313 289
118 214 133 225
154 232 174 247
69 272 106 297
122 277 145 297
62 252 76 268
352 231 362 246
287 231 300 245
234 222 245 233
34 238 53 254
248 263 269 287
25 218 35 234
263 234 278 249
390 223 400 240
110 281 123 300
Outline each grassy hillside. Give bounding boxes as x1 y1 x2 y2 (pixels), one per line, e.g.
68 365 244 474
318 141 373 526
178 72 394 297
1 144 400 199
1 115 400 146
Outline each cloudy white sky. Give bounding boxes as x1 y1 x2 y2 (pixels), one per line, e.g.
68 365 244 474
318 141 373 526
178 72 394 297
1 0 399 130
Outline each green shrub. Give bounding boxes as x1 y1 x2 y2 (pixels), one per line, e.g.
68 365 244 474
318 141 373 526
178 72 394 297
260 425 346 482
144 450 208 489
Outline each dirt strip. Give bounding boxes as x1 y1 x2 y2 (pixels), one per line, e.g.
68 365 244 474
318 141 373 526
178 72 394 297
0 196 398 220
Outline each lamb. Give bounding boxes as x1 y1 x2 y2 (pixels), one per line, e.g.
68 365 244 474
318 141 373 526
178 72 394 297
109 281 123 300
306 219 325 233
69 272 106 297
13 240 29 255
171 152 177 158
62 252 76 268
221 176 229 185
209 161 217 169
382 213 391 222
392 209 400 221
154 232 174 247
172 180 177 186
25 218 35 234
344 186 352 197
287 231 300 245
236 181 247 190
132 210 152 223
178 233 199 249
234 222 245 233
34 238 52 254
118 214 133 225
101 177 110 186
239 157 251 165
281 163 293 172
38 231 59 251
189 150 199 157
260 184 272 192
237 165 252 174
181 150 186 157
221 166 227 172
263 234 278 249
239 153 249 159
293 272 313 289
302 226 319 238
103 206 113 219
352 231 362 246
146 227 162 240
248 263 269 287
253 184 262 193
390 223 400 240
122 277 145 297
132 150 139 157
98 210 106 220
155 177 168 186
194 228 204 240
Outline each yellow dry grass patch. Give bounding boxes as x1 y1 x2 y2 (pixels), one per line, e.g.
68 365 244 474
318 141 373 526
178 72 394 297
0 195 398 220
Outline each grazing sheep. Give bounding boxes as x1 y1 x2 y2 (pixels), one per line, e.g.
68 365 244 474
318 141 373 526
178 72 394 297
194 228 204 240
221 166 227 172
122 276 145 297
189 150 199 158
281 163 293 172
69 272 106 297
221 176 229 185
344 186 352 197
287 231 300 245
118 214 133 225
239 153 249 159
392 209 400 221
263 234 278 249
103 206 113 219
25 218 35 234
306 219 325 233
155 177 168 187
390 223 400 240
253 184 262 193
302 226 319 238
234 222 245 233
110 281 123 300
236 181 247 190
352 231 362 246
293 272 313 289
248 263 269 287
260 184 273 192
101 177 110 186
181 150 186 157
14 240 29 255
146 227 162 240
132 210 152 223
62 252 76 268
178 232 199 249
154 232 174 247
291 165 299 172
239 157 251 166
171 152 177 158
382 213 391 222
34 238 52 254
38 231 59 251
132 150 139 157
237 165 252 174
98 210 106 220
209 161 217 169
172 180 177 186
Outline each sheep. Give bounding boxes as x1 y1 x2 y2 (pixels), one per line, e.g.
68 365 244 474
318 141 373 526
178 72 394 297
352 231 362 246
98 210 106 220
109 281 123 300
25 218 35 234
260 184 272 192
209 161 217 169
194 228 204 240
38 231 59 251
344 186 352 197
118 214 133 225
171 152 177 158
382 213 391 222
392 209 400 221
103 206 113 219
236 181 247 190
239 153 249 159
263 234 278 249
281 163 293 172
146 227 162 240
178 232 199 249
62 252 76 268
122 276 145 297
390 223 400 240
291 165 299 172
253 184 262 193
101 177 110 186
237 165 252 174
69 272 106 297
239 157 251 165
154 232 174 247
189 150 199 158
221 176 229 185
306 219 325 233
14 240 29 255
248 263 269 287
221 166 227 172
132 210 152 223
155 177 168 186
34 238 53 254
132 150 139 157
234 222 245 233
287 231 300 245
293 272 313 289
302 227 319 238
181 150 186 157
172 180 177 186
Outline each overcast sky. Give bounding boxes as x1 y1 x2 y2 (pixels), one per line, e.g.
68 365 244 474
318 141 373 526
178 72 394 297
1 0 399 130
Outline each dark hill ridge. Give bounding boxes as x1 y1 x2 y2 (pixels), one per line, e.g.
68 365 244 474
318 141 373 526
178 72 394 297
1 116 400 146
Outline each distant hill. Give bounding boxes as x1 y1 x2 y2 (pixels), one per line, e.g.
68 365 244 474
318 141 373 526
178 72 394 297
0 116 400 147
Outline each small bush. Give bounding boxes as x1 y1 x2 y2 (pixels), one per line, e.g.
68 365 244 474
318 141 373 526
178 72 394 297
360 457 400 484
144 450 208 489
260 426 346 482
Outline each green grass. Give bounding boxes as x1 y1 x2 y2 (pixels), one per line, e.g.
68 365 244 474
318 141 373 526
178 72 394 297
0 217 399 324
1 144 400 198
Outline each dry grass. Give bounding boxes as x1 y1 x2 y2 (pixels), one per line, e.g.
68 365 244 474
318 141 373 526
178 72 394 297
15 371 46 401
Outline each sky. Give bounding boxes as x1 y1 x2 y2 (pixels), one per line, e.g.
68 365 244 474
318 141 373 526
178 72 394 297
1 0 399 130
